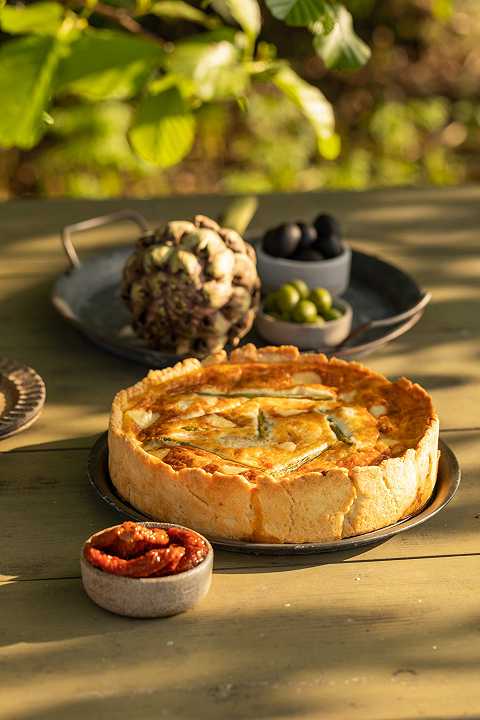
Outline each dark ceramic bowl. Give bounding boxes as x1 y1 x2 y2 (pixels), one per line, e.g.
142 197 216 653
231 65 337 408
80 522 213 618
255 298 353 351
256 244 351 297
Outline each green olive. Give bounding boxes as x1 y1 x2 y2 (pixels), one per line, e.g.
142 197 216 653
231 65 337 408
310 287 332 314
277 284 301 313
289 278 310 300
292 300 318 324
323 307 343 321
263 291 279 315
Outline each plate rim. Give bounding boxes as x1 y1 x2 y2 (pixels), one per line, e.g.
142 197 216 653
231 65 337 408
87 433 460 555
53 246 427 365
0 358 46 440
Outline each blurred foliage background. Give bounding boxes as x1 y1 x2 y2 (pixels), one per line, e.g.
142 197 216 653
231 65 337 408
0 0 479 199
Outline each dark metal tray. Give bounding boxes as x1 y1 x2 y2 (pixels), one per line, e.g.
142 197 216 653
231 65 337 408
52 210 429 366
87 433 460 555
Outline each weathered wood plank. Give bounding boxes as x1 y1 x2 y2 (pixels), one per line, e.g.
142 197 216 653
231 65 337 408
1 555 479 720
0 432 477 582
1 186 480 275
1 188 479 719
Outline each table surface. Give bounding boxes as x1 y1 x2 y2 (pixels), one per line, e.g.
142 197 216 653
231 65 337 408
1 187 479 720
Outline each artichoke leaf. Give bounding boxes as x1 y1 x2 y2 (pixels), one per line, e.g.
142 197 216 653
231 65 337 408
202 280 232 309
207 249 235 279
165 221 196 242
150 245 173 267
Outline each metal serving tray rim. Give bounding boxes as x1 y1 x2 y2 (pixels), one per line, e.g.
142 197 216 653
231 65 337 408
53 245 427 365
87 433 460 555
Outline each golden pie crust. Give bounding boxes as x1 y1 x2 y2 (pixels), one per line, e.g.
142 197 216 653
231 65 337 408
108 345 439 543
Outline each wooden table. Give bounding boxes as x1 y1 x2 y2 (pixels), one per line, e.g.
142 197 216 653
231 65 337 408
1 187 479 719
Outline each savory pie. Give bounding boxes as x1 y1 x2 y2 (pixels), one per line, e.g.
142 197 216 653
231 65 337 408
108 345 439 543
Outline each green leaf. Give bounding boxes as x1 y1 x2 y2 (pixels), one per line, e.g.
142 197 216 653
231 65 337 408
167 39 247 100
313 4 370 70
42 102 140 171
0 2 63 35
0 35 64 149
309 4 336 35
223 0 261 38
273 65 335 154
42 110 55 125
432 0 453 21
317 131 341 159
56 29 163 100
149 1 215 26
129 86 196 166
265 0 327 26
183 27 239 43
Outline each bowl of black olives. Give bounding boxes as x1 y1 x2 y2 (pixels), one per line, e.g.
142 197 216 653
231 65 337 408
256 213 351 295
256 280 352 351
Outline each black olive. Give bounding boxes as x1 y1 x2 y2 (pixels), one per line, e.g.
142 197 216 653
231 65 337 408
314 235 343 259
313 213 341 240
290 247 325 262
296 222 317 250
262 223 302 258
313 213 344 259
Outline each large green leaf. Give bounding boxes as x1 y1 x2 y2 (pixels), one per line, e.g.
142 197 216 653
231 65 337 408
56 30 163 100
167 39 247 100
129 86 196 166
222 0 261 39
42 102 140 171
313 4 370 69
273 66 336 155
265 0 327 26
0 35 64 149
149 1 215 26
0 1 63 35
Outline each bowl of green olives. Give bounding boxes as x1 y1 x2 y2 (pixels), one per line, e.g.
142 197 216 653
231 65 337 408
256 214 351 295
255 280 352 351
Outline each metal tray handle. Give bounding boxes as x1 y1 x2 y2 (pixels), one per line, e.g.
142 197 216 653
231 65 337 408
61 210 151 270
334 291 432 351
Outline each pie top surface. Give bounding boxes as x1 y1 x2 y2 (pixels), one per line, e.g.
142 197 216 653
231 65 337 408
119 348 435 482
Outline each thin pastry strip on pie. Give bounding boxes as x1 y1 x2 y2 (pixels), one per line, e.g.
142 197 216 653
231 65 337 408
108 345 439 543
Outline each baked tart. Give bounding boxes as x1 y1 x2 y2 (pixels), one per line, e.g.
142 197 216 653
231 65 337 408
109 345 439 543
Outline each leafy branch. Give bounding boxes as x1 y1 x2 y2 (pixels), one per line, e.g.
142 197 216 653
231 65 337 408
0 0 371 165
67 0 163 44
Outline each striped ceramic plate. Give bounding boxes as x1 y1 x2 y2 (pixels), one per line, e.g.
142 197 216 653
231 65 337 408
0 358 46 439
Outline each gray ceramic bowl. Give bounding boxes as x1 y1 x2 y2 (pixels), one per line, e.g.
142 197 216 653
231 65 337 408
255 298 352 351
80 522 213 618
256 244 351 297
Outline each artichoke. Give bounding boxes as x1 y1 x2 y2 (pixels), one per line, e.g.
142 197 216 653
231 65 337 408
121 214 261 356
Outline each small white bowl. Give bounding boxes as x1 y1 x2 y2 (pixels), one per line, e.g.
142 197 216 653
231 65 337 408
80 522 213 618
255 244 351 297
255 298 353 351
